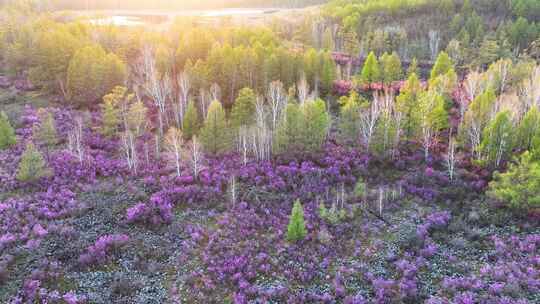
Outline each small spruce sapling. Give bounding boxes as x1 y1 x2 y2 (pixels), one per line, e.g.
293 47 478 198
287 199 307 242
33 109 58 149
0 111 16 149
17 142 49 182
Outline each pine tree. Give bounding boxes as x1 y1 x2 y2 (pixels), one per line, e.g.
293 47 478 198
0 111 16 149
381 52 403 85
320 51 337 95
396 73 423 138
200 100 231 155
359 51 380 84
230 88 256 129
286 199 307 242
301 99 330 152
339 91 363 144
274 102 304 154
33 109 58 161
488 151 540 211
407 58 419 77
100 91 121 138
17 142 49 182
430 52 454 80
182 100 200 141
516 107 540 151
67 45 127 107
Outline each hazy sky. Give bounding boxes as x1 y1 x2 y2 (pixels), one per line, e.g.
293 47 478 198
42 0 323 10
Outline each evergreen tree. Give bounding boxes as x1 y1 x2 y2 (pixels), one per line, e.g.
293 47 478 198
396 73 423 138
67 44 127 107
17 142 49 182
0 111 16 150
33 109 58 158
286 199 307 242
488 151 540 211
430 52 454 80
230 88 256 129
339 91 363 144
516 107 540 151
381 52 403 84
359 51 380 84
407 57 419 77
182 100 201 140
200 100 231 155
301 99 330 152
320 51 337 95
274 102 304 154
479 111 514 167
100 90 121 138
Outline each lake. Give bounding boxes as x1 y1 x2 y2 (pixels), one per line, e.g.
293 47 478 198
85 8 289 27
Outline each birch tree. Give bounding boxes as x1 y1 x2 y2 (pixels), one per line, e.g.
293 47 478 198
359 96 381 150
267 81 287 131
165 127 183 176
176 70 191 126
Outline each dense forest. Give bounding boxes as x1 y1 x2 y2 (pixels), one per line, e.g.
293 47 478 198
0 0 539 303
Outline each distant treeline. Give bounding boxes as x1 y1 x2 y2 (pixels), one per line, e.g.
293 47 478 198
0 0 327 10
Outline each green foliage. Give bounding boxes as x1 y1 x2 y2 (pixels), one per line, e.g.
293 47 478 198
338 91 363 143
319 202 347 225
182 100 201 140
488 151 540 211
33 109 58 147
16 141 49 182
319 51 337 95
274 102 304 154
396 73 423 138
0 111 17 150
359 51 380 84
301 99 330 152
380 52 403 84
430 52 454 80
516 107 540 151
506 17 539 52
479 110 514 167
230 88 256 129
99 88 122 138
354 179 366 198
200 100 231 155
66 44 127 107
287 199 307 242
511 0 540 21
462 88 497 145
28 22 88 95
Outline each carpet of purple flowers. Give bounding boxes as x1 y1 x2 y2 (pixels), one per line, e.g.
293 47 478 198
0 105 538 303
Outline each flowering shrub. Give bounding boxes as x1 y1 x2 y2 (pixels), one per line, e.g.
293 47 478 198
78 234 130 267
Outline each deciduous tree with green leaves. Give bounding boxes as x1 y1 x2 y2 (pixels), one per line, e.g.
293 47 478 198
478 110 514 168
